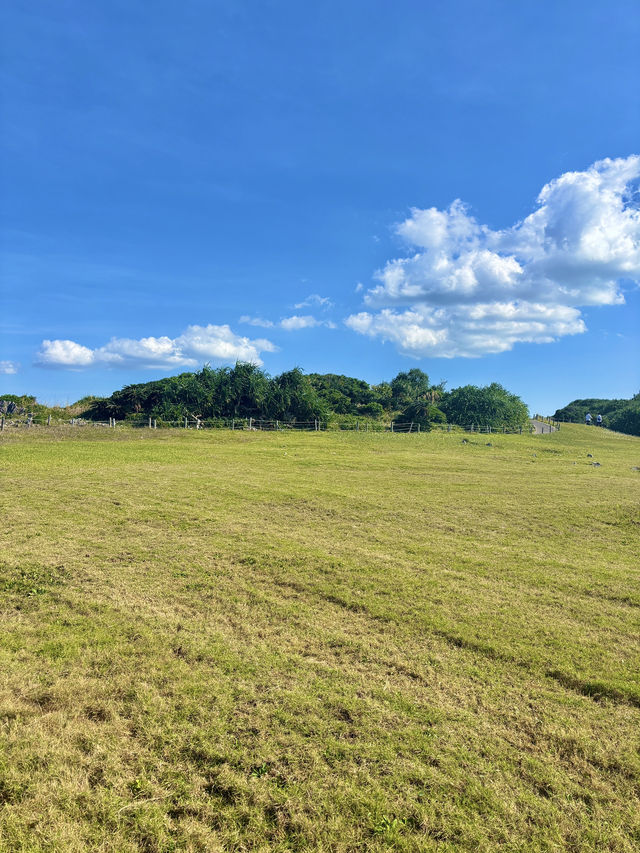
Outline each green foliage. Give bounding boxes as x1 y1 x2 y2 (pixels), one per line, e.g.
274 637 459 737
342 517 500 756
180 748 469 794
607 403 640 436
390 368 432 408
88 366 444 423
10 367 539 429
441 383 529 428
394 401 447 430
268 368 327 421
0 394 48 416
553 397 640 436
371 381 393 411
359 401 385 419
308 373 383 416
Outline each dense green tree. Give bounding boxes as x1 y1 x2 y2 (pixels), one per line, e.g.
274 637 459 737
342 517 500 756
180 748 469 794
81 367 539 432
308 373 376 415
394 401 447 430
371 382 393 411
359 401 384 419
606 404 640 436
269 368 327 421
441 383 529 428
390 368 431 408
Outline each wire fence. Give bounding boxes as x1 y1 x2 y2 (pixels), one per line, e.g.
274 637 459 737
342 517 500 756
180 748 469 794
1 413 543 435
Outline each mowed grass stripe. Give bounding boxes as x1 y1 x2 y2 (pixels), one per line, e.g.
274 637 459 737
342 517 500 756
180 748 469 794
1 425 639 851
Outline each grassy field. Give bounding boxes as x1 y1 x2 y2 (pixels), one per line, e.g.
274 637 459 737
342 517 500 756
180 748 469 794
0 424 639 852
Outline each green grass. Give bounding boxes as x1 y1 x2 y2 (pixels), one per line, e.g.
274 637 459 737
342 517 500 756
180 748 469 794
0 424 639 852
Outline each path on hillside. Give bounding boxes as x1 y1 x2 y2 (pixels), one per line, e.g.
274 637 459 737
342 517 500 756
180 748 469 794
529 419 558 434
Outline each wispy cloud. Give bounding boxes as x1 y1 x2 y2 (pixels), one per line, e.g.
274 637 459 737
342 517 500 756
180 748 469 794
0 360 19 374
239 316 275 328
239 314 336 331
346 156 640 357
294 293 333 309
280 315 336 331
36 325 277 369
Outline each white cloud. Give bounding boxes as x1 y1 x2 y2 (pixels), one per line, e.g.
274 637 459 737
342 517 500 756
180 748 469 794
294 293 333 309
0 360 19 374
348 156 640 356
37 340 96 367
346 303 585 359
239 315 275 328
36 325 277 369
239 314 336 331
280 314 337 330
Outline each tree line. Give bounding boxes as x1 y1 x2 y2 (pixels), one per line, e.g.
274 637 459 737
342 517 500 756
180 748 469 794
553 395 640 436
82 365 530 429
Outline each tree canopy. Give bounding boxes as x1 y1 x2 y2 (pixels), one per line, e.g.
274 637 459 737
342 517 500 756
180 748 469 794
440 383 529 428
553 396 640 436
5 366 547 431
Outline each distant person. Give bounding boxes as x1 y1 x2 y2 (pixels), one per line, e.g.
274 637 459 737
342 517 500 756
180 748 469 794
596 414 603 426
585 412 592 425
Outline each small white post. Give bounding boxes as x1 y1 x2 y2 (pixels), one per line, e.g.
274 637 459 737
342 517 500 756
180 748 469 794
184 417 188 428
153 419 157 429
148 416 152 428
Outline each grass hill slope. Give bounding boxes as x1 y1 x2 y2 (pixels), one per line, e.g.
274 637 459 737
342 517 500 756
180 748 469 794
1 425 639 851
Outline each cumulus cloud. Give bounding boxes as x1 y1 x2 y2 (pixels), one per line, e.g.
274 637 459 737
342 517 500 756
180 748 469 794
36 325 277 369
0 360 19 374
347 156 640 357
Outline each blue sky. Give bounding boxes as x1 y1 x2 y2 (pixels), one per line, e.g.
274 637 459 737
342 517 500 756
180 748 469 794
2 0 639 413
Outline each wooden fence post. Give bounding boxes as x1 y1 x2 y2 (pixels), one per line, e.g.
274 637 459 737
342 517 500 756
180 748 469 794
1 417 4 432
47 414 51 426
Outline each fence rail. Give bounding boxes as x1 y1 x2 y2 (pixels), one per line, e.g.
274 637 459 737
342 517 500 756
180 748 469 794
1 414 539 435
